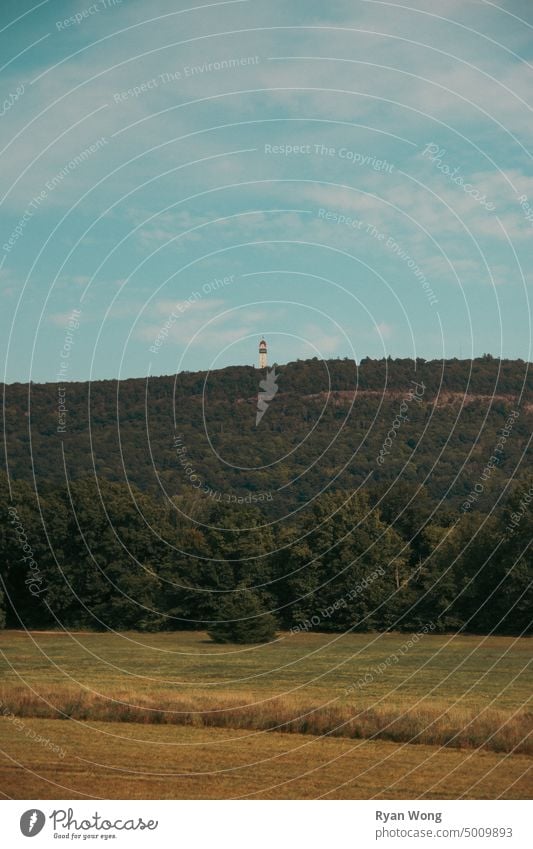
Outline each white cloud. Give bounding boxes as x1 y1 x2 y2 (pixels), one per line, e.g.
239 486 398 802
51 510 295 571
376 320 393 339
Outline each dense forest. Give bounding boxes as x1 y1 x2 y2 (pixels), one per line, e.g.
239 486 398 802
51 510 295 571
1 355 531 635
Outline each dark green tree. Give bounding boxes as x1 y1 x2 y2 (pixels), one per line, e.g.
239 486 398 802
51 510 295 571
208 589 278 643
0 473 54 629
0 584 5 629
478 483 533 634
282 491 408 632
46 479 165 630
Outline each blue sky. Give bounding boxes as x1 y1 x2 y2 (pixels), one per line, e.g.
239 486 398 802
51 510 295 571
1 0 532 383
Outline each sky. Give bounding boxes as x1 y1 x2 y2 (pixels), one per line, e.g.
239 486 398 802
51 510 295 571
1 0 532 384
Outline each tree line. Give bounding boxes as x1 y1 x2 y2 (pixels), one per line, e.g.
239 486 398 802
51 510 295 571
1 473 530 637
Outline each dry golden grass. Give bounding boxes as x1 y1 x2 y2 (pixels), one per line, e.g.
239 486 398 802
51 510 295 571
0 717 531 800
1 683 530 755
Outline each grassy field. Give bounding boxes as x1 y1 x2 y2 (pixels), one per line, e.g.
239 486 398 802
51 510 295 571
1 719 531 799
0 629 531 799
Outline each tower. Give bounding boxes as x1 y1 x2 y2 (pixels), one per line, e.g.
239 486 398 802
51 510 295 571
259 338 267 369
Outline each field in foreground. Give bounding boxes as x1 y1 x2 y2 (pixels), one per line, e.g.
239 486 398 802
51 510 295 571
0 718 531 800
0 630 531 798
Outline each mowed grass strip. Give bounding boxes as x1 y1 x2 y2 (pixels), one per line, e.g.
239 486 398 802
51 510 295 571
0 630 530 709
0 718 531 800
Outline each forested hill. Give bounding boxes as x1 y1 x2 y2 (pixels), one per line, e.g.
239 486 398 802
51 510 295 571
1 355 532 635
2 355 531 514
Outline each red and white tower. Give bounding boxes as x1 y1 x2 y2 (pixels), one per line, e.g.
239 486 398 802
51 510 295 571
258 338 267 369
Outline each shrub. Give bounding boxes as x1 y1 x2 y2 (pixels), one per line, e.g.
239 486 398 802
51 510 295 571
208 591 277 644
